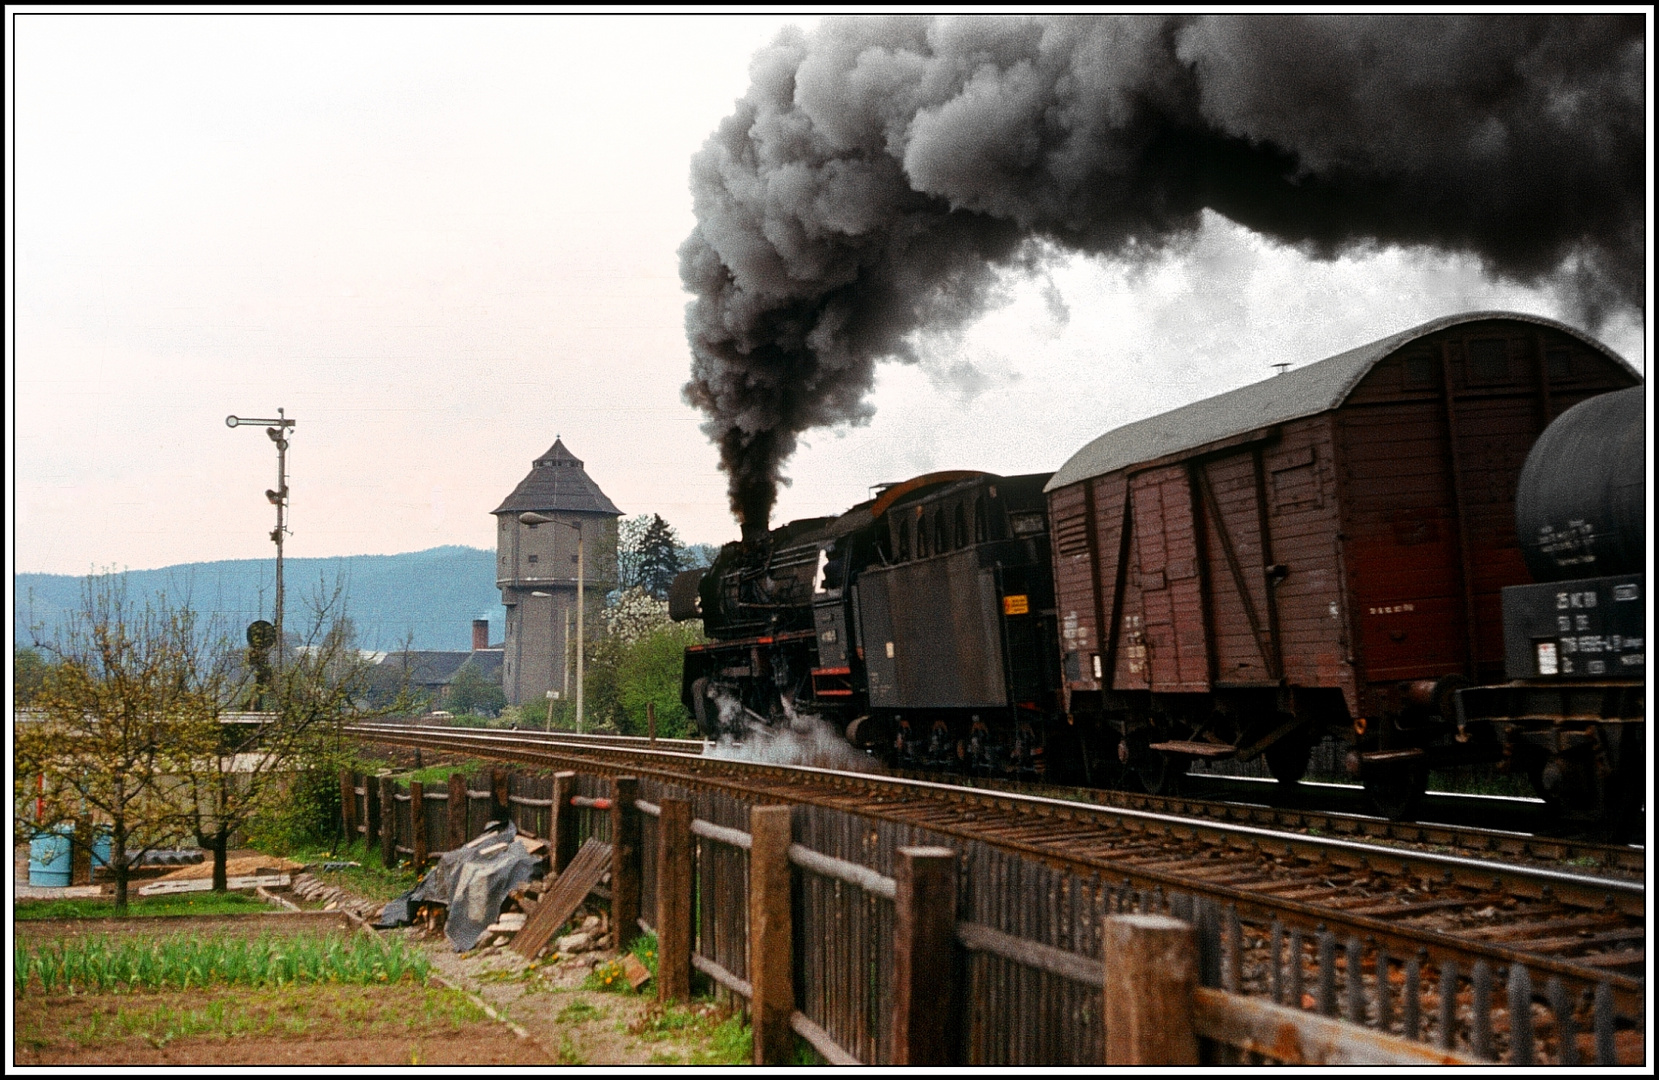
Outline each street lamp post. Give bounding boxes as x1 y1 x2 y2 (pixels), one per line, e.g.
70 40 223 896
521 513 583 734
227 410 295 663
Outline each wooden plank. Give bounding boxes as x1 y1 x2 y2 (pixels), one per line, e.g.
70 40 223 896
339 769 357 843
791 1010 862 1066
138 874 291 896
447 772 467 851
379 776 397 869
749 805 794 1066
511 836 612 959
551 771 578 874
410 780 427 870
892 846 958 1065
956 921 1104 987
1191 986 1478 1064
1103 914 1198 1065
611 777 641 952
364 774 381 851
491 768 509 825
656 798 693 1004
692 953 752 999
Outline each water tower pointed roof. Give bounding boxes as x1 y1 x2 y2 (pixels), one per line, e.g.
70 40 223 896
492 438 623 516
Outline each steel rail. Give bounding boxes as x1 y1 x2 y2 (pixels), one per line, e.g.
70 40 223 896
386 723 1641 874
349 722 1644 1014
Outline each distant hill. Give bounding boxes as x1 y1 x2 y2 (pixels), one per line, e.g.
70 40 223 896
15 547 504 653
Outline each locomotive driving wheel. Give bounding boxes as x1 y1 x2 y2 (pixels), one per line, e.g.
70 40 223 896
689 677 719 738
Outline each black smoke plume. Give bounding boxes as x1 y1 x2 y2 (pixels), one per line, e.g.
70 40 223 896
681 15 1645 533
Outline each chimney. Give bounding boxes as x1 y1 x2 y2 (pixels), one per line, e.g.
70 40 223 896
472 619 490 651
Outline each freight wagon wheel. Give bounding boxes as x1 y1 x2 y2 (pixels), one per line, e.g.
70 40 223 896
1363 764 1427 820
1264 728 1313 784
1133 750 1188 797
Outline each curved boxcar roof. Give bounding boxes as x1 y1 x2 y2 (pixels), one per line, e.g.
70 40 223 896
1045 311 1638 493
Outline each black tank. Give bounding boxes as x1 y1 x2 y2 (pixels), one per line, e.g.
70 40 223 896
1514 385 1646 583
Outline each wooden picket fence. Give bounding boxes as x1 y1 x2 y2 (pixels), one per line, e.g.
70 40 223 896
342 768 1624 1066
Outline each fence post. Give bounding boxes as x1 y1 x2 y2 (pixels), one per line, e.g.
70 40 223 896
893 846 959 1064
447 773 467 850
339 768 358 847
410 780 427 872
364 774 381 852
749 805 794 1066
380 776 397 868
1103 913 1199 1065
491 768 510 826
611 776 641 951
656 797 693 1003
552 771 578 873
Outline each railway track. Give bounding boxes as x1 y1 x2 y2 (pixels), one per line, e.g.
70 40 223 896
396 725 1642 876
351 722 1644 1018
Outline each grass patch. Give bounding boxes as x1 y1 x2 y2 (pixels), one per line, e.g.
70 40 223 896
555 1000 603 1023
15 932 431 994
14 893 272 921
629 1001 752 1066
1426 768 1535 798
389 761 493 786
258 838 422 902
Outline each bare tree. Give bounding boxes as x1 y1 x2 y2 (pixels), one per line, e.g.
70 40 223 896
178 577 411 891
14 575 215 912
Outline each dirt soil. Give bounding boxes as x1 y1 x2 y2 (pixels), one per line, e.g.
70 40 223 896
413 927 744 1065
150 851 306 881
13 983 553 1066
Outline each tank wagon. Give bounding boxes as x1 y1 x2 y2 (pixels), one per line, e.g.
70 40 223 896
674 311 1643 828
1453 386 1646 837
1045 312 1641 815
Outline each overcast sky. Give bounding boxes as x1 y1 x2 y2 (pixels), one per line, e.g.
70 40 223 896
10 12 1647 577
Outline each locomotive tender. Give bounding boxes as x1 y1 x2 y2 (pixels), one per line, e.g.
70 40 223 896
673 311 1644 825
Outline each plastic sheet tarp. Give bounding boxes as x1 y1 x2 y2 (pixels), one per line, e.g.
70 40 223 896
374 820 543 952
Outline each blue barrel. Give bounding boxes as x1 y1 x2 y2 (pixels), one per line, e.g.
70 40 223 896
28 826 73 886
27 826 113 885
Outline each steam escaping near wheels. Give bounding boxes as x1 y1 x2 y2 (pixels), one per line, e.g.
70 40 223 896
702 688 886 773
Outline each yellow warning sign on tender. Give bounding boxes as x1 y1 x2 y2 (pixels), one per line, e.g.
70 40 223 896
1003 594 1029 616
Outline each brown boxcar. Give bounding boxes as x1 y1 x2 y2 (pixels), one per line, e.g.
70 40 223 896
1044 311 1641 811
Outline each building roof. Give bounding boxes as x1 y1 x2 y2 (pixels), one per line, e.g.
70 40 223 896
1046 311 1634 492
492 438 623 517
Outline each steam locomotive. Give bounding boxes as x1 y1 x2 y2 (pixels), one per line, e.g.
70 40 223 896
670 312 1645 831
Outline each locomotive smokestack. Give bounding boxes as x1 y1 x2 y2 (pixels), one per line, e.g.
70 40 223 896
682 14 1644 529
